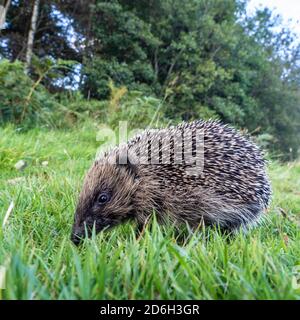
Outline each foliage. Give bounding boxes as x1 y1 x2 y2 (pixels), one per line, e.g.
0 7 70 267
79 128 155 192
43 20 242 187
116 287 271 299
105 82 168 129
56 83 168 130
1 0 81 64
0 126 300 299
0 59 59 127
1 0 300 159
79 0 300 159
81 0 159 99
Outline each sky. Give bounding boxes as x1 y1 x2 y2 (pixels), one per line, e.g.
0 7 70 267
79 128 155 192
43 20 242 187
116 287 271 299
247 0 300 39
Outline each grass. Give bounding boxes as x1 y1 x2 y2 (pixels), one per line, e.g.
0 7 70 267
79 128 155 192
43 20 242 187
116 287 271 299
0 124 300 300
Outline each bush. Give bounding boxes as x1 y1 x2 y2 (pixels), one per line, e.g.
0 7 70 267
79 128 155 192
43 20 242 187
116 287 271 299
0 59 59 128
104 81 168 129
57 82 169 130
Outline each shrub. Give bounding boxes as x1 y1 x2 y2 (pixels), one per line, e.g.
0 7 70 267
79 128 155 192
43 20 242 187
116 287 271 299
0 59 59 128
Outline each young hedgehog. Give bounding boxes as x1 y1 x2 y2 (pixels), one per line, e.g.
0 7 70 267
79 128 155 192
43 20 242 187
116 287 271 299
71 120 271 244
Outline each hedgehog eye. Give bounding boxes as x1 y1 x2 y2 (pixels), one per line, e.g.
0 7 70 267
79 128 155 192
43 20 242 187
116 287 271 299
96 192 111 205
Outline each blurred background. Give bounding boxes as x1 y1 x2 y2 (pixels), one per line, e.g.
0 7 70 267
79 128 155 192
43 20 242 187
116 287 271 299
0 0 299 160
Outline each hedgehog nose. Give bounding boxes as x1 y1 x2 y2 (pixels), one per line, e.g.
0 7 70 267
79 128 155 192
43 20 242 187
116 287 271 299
71 232 82 246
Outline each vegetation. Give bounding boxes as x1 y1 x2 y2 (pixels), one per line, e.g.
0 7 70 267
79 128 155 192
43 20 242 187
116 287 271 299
0 0 300 159
0 125 300 299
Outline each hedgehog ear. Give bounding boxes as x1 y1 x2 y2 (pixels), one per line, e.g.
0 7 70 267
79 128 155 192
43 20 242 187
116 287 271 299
117 152 137 178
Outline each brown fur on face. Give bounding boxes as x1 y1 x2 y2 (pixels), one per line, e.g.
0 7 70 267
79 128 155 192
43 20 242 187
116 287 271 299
71 158 138 244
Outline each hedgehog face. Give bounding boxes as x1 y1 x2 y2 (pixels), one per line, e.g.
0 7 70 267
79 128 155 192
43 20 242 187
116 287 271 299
71 161 137 245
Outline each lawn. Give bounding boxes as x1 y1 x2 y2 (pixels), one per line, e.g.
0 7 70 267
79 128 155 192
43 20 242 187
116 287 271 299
0 124 300 299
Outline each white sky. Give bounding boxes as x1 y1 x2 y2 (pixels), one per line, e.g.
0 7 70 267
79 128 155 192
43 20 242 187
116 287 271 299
247 0 300 39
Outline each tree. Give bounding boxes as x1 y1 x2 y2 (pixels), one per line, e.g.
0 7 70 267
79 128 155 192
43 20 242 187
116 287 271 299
25 0 40 73
0 0 299 158
0 1 82 63
0 0 11 29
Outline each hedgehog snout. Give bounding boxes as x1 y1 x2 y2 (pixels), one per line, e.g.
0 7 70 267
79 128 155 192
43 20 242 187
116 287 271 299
71 222 86 245
71 213 91 245
71 231 82 246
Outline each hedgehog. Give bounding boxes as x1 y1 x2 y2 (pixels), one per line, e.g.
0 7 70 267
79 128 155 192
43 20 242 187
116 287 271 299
71 120 271 244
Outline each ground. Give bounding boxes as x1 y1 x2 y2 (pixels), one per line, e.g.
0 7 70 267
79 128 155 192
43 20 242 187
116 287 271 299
0 124 300 299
